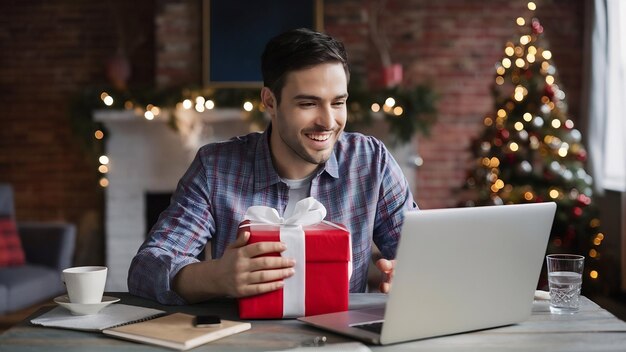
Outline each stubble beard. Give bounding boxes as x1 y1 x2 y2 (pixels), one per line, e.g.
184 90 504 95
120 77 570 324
281 130 335 166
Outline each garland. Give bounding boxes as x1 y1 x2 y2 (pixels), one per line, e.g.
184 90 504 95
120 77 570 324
70 80 438 164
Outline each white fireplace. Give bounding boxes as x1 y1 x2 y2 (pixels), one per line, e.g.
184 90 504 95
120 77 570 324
95 108 252 291
95 108 418 291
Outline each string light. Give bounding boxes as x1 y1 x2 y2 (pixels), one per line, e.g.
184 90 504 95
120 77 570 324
520 35 531 45
149 105 161 116
100 92 114 106
593 234 603 245
542 50 552 60
549 189 560 199
93 88 414 198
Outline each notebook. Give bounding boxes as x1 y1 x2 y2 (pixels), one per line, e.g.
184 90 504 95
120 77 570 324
31 304 251 350
30 304 166 332
102 313 251 351
298 202 556 345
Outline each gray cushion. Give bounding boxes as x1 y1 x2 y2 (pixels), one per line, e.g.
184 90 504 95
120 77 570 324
0 284 7 314
0 265 64 313
0 183 15 217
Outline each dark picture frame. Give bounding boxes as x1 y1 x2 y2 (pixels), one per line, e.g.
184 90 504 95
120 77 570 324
202 0 323 87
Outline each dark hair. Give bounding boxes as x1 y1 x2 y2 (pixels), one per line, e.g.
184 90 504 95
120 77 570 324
261 28 350 104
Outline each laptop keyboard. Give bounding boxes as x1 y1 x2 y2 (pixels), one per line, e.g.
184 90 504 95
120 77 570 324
352 321 384 334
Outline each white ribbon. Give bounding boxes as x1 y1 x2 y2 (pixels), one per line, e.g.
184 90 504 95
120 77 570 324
244 197 327 317
244 197 327 226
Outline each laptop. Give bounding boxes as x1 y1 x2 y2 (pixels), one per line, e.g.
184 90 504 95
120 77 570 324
298 202 557 345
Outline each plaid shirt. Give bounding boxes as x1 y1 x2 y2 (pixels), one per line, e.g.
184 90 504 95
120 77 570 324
128 127 417 304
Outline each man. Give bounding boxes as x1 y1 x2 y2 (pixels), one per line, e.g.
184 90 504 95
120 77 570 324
128 28 417 304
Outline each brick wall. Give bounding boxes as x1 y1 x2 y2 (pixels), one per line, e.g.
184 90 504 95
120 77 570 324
0 0 155 265
0 0 585 263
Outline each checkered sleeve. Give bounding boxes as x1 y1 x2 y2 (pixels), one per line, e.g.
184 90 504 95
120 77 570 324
128 150 214 305
372 142 418 259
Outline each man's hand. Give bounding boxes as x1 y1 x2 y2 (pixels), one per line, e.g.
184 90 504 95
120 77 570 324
173 222 296 303
375 258 396 293
215 224 296 297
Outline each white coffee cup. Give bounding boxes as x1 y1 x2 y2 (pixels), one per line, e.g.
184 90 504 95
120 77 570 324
62 266 107 304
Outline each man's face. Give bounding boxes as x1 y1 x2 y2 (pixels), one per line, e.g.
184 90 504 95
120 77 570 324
264 62 348 179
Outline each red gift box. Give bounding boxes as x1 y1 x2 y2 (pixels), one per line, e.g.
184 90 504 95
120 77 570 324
238 221 351 319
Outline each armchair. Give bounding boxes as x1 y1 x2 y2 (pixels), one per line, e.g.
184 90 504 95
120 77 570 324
0 183 76 314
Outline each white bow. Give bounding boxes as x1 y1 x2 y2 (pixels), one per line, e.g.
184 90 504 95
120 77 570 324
244 197 327 226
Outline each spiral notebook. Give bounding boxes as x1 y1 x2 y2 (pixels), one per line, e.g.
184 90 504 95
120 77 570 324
30 304 166 332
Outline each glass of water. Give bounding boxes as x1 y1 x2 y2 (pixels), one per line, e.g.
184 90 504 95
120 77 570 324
546 254 585 314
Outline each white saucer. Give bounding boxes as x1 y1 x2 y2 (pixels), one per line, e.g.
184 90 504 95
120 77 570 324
54 295 120 316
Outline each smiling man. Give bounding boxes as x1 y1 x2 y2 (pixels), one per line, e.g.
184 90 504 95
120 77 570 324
128 28 418 304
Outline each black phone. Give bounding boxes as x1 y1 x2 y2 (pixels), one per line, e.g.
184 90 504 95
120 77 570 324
193 315 221 328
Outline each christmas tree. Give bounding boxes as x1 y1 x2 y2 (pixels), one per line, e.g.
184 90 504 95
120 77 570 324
461 4 607 293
